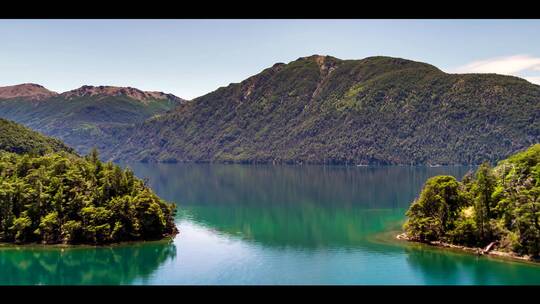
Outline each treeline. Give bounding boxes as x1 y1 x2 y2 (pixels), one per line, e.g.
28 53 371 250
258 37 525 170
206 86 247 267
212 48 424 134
404 144 540 257
0 149 177 244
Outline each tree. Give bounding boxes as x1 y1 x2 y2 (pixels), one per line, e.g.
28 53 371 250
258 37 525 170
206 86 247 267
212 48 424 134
472 162 497 243
404 175 466 242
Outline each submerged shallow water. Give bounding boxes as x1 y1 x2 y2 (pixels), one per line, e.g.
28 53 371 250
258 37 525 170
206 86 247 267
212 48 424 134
2 164 540 285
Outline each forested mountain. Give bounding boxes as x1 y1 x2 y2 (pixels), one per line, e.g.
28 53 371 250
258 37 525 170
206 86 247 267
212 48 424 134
1 55 538 165
105 55 540 165
0 84 185 155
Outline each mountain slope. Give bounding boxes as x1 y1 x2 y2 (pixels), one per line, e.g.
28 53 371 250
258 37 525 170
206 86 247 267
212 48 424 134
107 55 540 165
0 85 186 155
0 118 74 155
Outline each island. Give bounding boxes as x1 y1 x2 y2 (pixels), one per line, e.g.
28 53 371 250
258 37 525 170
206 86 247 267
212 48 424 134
0 118 178 245
401 144 540 261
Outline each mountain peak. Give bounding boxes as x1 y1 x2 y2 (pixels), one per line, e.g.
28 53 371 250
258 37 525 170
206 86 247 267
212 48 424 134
296 54 340 65
61 85 185 104
0 83 58 100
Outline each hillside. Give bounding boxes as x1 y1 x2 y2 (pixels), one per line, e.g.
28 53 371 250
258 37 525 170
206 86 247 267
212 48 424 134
106 55 540 165
0 118 74 155
0 85 185 155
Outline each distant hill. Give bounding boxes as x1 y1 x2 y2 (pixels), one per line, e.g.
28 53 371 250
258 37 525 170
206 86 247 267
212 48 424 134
104 55 540 165
0 83 58 100
0 84 186 155
0 118 74 155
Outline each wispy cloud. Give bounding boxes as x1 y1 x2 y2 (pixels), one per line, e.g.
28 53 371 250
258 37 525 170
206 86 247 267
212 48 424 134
451 55 540 85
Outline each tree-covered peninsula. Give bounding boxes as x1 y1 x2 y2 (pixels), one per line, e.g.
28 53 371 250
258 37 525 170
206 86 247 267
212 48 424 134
0 118 177 245
403 144 540 258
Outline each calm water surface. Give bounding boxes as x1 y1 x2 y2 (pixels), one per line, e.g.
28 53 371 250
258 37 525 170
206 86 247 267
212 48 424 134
2 164 540 285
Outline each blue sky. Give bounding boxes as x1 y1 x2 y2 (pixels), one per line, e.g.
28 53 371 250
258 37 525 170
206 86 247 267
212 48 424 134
1 19 539 99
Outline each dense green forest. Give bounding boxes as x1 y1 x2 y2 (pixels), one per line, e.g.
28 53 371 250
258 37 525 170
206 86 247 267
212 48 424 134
0 85 184 156
2 56 538 165
0 118 74 155
103 55 540 165
0 150 177 244
404 144 540 257
0 118 177 245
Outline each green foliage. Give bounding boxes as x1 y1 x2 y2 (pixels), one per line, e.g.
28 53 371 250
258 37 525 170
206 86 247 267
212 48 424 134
0 150 177 245
472 162 497 243
446 207 478 245
404 144 540 257
89 55 539 165
2 56 538 165
404 176 467 241
0 118 74 155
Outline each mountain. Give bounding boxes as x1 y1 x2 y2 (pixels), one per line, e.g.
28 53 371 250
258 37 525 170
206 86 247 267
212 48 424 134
105 55 540 165
0 118 74 155
0 83 58 100
61 85 185 104
0 85 186 156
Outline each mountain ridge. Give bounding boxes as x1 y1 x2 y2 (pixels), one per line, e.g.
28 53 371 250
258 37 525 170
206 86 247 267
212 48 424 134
60 85 186 104
0 83 186 104
0 83 187 156
104 55 540 165
1 55 538 165
0 83 59 100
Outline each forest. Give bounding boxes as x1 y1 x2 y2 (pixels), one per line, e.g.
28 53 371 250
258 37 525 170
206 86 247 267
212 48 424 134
0 148 177 244
404 144 540 257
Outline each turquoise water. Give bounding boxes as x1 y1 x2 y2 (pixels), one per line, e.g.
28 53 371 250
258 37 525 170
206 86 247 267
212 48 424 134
1 164 540 285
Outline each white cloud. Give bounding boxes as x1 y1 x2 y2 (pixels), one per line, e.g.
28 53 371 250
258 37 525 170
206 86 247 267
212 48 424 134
450 54 540 85
523 76 540 85
453 55 540 74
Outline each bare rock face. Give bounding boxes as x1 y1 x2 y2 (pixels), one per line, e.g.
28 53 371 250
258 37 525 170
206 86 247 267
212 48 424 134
0 83 58 100
61 85 185 104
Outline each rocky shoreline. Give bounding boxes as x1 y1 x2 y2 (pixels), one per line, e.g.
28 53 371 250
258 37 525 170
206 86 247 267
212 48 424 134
396 233 540 264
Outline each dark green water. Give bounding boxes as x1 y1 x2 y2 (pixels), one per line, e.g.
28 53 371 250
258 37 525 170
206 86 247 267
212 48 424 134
2 164 540 285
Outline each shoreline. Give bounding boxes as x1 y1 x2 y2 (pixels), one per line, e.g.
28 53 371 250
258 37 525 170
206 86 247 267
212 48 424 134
396 233 540 265
0 232 178 250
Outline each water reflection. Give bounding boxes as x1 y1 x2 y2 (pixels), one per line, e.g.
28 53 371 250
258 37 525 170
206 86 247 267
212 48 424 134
3 163 540 285
127 164 471 209
403 244 540 285
0 241 176 285
127 163 471 249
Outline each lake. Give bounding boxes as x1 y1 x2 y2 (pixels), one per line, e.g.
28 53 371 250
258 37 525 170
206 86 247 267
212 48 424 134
2 164 540 285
